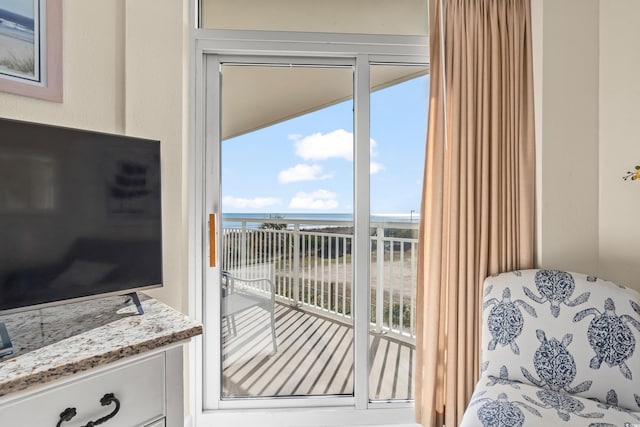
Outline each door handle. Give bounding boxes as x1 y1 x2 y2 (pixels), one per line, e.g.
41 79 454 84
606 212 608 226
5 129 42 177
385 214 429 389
209 213 217 267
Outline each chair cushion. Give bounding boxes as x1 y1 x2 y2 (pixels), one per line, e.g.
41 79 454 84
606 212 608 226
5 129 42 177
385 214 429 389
222 292 271 316
460 374 640 427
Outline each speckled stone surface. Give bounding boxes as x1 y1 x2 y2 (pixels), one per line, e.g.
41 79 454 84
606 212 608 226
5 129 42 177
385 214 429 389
0 294 202 397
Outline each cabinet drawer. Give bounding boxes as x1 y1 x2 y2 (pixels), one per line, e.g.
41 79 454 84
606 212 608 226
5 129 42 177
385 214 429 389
0 353 165 427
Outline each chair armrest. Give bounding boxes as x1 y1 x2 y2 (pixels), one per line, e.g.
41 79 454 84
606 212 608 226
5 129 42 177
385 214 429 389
222 272 275 301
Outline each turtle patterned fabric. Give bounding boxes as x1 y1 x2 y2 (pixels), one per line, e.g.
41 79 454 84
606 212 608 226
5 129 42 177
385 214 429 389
574 298 640 380
463 269 640 426
459 379 640 427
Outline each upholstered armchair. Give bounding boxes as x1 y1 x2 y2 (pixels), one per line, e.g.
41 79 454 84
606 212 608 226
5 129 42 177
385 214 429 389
460 269 640 427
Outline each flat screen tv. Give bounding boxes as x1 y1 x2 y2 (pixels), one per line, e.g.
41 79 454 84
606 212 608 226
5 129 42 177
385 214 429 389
0 118 162 315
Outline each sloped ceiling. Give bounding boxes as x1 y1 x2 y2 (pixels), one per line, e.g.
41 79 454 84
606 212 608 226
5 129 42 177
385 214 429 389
202 0 429 139
221 65 428 140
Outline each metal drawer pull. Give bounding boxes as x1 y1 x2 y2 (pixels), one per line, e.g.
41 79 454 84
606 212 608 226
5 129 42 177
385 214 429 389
56 393 121 427
56 408 76 427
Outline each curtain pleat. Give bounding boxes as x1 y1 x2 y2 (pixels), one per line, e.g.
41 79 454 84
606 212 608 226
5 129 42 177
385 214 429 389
415 0 535 426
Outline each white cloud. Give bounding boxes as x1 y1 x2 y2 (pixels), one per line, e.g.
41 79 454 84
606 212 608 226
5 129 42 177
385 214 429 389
223 196 280 209
370 162 385 174
293 129 380 163
278 164 333 184
295 129 353 161
370 140 379 157
289 189 338 210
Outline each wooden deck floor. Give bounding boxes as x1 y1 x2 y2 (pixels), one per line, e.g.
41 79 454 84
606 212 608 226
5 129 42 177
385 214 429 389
222 302 414 400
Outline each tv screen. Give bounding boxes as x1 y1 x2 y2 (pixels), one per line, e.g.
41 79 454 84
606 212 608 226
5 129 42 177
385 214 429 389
0 118 162 313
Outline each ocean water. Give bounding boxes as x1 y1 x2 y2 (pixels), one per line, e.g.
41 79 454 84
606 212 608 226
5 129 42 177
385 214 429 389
222 212 420 229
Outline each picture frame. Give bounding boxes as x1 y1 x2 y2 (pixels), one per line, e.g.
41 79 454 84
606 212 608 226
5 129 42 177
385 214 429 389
0 0 62 102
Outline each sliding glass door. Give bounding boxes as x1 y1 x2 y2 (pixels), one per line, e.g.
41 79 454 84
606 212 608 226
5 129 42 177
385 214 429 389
219 63 355 399
369 64 428 401
201 55 428 411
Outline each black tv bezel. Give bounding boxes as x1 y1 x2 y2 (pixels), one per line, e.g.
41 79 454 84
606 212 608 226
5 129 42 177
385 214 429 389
0 117 163 316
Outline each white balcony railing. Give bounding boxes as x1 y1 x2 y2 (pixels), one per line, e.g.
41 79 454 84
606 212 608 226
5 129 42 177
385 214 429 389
222 216 419 342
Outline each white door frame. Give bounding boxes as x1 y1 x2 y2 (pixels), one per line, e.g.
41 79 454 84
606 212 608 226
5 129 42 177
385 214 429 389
188 23 428 427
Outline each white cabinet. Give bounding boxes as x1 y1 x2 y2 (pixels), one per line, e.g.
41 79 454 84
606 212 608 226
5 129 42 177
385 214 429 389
0 346 183 427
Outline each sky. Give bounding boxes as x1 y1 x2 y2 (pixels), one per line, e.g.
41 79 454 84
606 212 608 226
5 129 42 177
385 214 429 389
221 74 429 216
1 0 34 18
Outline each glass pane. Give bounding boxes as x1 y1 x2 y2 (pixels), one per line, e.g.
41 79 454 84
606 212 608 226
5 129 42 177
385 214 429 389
220 64 355 398
368 65 428 401
200 0 428 36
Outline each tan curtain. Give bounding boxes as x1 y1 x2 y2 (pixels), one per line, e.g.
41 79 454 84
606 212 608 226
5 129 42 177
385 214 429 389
415 0 536 426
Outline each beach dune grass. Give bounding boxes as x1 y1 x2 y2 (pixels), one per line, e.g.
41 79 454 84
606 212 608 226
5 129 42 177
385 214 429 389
0 51 34 74
274 276 414 332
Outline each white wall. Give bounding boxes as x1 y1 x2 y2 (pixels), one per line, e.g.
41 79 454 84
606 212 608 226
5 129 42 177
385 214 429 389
533 0 600 276
201 0 428 35
598 0 640 289
534 0 640 291
123 0 189 313
0 0 189 311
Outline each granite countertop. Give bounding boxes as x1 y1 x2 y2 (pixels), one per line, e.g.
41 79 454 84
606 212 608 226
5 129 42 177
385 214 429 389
0 294 202 397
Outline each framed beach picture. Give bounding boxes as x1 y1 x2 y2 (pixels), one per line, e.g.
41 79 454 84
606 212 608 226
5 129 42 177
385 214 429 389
0 0 61 102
